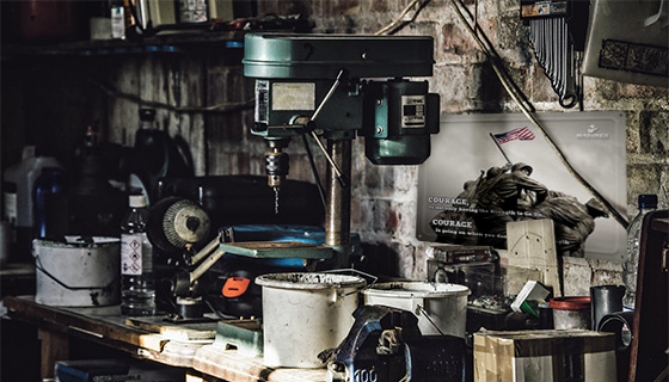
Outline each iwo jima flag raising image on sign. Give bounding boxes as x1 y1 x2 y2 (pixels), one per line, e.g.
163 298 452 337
416 112 627 261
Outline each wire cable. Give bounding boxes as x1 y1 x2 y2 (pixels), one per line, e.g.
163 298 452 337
87 77 255 114
375 0 432 36
301 133 327 210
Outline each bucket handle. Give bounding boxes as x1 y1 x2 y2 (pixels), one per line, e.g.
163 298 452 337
322 268 378 297
34 255 118 291
415 303 446 336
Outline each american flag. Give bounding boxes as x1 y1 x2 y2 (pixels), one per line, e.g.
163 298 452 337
493 127 535 144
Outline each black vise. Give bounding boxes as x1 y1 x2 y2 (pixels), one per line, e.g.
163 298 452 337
320 305 467 382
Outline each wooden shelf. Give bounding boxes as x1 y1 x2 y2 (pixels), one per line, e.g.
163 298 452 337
1 29 246 57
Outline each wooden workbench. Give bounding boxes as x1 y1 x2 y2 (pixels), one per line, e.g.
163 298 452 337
3 295 327 382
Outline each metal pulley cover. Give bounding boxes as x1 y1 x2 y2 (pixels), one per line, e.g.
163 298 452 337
242 33 436 79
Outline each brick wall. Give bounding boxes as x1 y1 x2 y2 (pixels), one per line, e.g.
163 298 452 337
254 0 669 288
0 0 665 292
79 0 667 290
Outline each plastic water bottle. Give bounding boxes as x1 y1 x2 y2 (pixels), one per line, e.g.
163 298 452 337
622 194 658 311
33 167 67 238
120 194 157 316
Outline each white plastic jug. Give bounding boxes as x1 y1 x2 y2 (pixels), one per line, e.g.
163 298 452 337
3 146 62 261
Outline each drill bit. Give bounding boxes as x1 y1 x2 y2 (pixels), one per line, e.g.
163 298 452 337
273 187 280 215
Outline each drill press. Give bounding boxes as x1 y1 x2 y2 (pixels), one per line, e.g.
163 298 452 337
163 34 440 321
241 32 441 268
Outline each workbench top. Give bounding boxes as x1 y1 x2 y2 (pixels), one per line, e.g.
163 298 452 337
3 295 327 382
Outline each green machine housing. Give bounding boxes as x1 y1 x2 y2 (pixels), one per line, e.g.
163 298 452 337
242 33 440 165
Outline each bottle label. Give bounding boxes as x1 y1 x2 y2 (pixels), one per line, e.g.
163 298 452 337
3 191 17 224
178 0 208 23
111 6 126 39
121 233 152 275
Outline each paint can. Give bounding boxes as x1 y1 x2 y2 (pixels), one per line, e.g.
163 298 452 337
255 272 366 368
363 282 470 338
33 237 120 307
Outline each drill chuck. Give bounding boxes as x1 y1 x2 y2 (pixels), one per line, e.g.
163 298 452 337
265 149 289 188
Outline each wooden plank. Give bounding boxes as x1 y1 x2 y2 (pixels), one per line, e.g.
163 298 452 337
3 296 169 352
0 262 35 277
3 295 213 368
4 295 328 379
126 316 218 341
193 344 326 382
505 219 562 296
38 328 69 380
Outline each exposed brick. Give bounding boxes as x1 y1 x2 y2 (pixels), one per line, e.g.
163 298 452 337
272 0 311 16
595 78 669 100
531 62 559 103
207 0 667 290
366 0 389 13
441 23 478 55
85 0 668 290
333 0 358 12
643 110 669 156
256 0 280 13
310 0 329 17
563 256 592 296
627 164 665 205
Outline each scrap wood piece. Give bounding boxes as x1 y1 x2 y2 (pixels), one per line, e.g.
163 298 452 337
126 316 217 341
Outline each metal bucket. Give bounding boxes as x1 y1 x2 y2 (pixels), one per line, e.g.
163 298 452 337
363 282 470 337
255 272 367 368
33 236 120 307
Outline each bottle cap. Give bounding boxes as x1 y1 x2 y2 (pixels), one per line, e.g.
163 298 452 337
129 194 147 208
139 108 156 122
638 194 658 209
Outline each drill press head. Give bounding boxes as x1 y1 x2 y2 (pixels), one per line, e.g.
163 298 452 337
242 32 441 183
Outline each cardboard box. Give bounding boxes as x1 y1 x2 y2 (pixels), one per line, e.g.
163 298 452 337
474 330 616 382
55 359 185 382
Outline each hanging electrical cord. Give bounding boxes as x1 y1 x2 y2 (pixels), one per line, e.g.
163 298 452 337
375 0 433 36
301 133 328 210
448 0 628 228
455 0 535 112
86 77 255 114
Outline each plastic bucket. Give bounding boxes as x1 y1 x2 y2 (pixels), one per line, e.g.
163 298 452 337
550 296 591 330
362 282 470 337
33 237 120 307
255 272 366 368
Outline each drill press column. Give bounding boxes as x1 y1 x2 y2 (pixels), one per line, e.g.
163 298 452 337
325 139 351 269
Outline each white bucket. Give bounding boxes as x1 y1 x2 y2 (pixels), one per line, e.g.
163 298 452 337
362 282 470 338
255 272 367 368
33 236 121 307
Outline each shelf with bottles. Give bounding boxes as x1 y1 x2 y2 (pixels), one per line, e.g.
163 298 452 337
1 28 245 57
1 11 313 58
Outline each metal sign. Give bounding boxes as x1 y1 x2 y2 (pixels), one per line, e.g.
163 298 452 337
416 111 627 261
